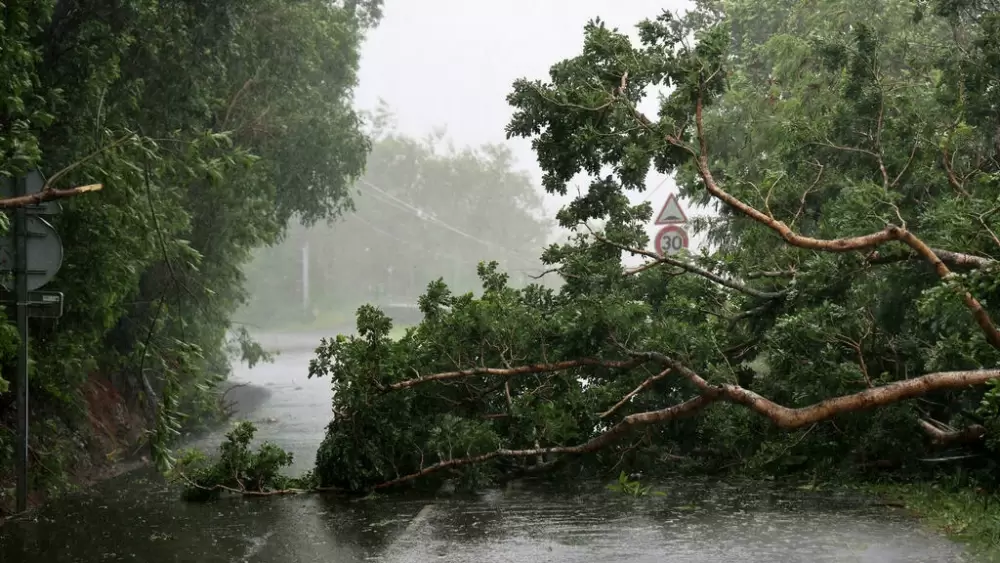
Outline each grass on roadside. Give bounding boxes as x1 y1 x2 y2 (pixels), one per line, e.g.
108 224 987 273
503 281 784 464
872 483 1000 561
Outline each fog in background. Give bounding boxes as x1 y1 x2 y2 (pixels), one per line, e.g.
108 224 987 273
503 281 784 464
239 0 708 330
356 0 692 219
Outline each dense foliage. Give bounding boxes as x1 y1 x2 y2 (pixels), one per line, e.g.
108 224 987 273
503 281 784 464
240 105 554 329
172 421 311 501
310 0 1000 492
0 0 379 509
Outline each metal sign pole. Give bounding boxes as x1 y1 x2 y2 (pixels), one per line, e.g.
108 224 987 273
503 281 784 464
0 169 66 513
14 175 29 513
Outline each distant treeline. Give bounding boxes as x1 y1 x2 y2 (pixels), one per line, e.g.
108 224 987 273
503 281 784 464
239 112 556 329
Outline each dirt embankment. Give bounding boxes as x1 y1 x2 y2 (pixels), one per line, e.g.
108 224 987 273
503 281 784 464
1 374 273 519
0 374 150 517
77 374 152 480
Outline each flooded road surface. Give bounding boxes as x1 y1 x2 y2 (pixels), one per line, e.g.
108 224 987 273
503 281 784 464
186 329 339 474
1 330 974 562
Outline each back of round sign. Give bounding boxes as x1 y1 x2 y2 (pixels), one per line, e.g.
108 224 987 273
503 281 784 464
0 216 64 291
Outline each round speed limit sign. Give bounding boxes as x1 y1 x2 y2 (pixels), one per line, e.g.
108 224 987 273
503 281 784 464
654 225 689 257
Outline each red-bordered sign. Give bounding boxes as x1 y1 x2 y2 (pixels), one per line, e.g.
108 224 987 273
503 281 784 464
654 225 689 257
654 193 688 224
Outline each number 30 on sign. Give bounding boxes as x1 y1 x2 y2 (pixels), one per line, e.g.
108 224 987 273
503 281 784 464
654 225 689 257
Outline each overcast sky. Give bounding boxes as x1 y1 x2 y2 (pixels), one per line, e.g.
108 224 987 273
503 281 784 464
354 0 705 259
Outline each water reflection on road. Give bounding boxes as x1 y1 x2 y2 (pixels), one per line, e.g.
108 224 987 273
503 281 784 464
0 330 973 563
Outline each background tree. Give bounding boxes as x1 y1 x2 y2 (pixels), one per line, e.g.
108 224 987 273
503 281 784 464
240 104 554 329
309 0 1000 492
0 0 380 508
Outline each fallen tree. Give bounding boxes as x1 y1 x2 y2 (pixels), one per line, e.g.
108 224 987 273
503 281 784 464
309 0 1000 492
363 361 1000 490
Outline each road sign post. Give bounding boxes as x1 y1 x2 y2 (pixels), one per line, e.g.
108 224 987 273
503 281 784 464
14 176 28 513
301 243 309 312
652 193 690 257
1 170 66 513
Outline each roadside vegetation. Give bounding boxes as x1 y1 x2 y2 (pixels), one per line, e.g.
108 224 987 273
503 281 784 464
0 0 383 514
872 483 1000 560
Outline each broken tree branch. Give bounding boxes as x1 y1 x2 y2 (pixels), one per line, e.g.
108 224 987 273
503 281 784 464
0 133 135 209
372 348 1000 489
599 368 672 418
631 349 1000 429
593 234 786 299
373 394 715 489
0 183 103 209
173 471 308 497
385 357 647 392
865 248 995 268
918 419 987 446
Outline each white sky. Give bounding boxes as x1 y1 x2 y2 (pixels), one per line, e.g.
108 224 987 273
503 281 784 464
354 0 706 263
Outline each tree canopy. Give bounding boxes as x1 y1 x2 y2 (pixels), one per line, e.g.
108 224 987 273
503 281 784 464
0 0 379 502
310 0 1000 492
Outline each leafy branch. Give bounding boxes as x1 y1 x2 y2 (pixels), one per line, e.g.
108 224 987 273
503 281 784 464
361 350 1000 489
592 233 788 299
664 80 1000 350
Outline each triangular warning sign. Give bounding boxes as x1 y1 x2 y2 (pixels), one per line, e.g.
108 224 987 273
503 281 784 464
654 193 687 224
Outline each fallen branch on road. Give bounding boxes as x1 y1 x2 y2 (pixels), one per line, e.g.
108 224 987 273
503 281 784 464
373 394 714 490
175 470 309 497
919 419 988 446
385 357 647 391
628 349 1000 429
367 350 1000 490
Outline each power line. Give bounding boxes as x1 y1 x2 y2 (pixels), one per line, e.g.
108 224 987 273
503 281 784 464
641 175 672 203
352 215 462 264
351 216 545 273
357 178 543 266
360 186 539 268
361 179 508 250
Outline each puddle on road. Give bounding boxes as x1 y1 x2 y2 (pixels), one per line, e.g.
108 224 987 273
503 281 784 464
0 474 971 563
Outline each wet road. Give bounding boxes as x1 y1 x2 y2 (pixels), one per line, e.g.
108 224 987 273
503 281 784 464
186 330 338 474
0 330 974 562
